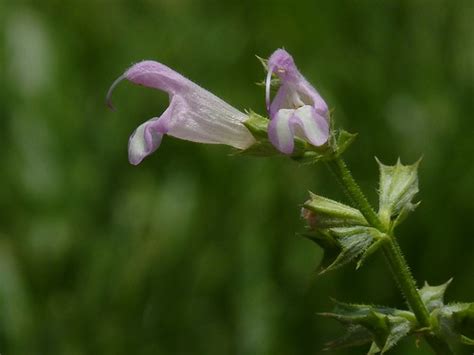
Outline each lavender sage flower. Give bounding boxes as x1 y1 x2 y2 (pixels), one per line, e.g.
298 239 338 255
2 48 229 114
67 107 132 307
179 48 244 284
107 61 255 165
265 49 329 154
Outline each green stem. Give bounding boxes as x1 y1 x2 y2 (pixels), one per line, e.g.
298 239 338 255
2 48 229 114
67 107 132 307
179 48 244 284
326 158 385 232
381 239 428 322
326 157 452 355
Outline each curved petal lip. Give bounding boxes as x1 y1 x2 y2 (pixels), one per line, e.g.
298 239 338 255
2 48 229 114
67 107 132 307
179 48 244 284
128 118 165 165
268 109 295 154
108 60 255 165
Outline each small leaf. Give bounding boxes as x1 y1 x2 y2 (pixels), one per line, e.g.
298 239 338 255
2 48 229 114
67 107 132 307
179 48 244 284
358 311 413 352
302 199 382 274
301 195 387 274
453 303 474 338
377 158 420 228
321 300 415 323
367 341 381 354
320 232 373 274
335 130 358 156
300 232 341 271
381 317 412 353
392 201 421 228
320 301 416 353
359 311 391 348
460 335 474 345
329 226 377 238
255 78 280 87
357 238 387 270
301 195 382 273
323 325 373 351
432 302 474 351
419 279 452 312
255 54 268 70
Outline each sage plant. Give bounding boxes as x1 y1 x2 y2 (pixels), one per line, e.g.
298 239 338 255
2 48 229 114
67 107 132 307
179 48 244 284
108 49 474 354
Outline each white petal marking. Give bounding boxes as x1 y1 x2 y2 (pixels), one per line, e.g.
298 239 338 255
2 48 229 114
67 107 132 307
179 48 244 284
293 105 329 147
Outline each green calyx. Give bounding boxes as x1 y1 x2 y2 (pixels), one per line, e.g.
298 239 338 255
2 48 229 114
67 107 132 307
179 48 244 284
303 192 368 228
301 192 386 274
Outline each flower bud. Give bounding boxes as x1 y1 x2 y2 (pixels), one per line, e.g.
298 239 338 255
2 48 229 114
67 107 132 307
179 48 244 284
301 207 318 230
303 192 368 230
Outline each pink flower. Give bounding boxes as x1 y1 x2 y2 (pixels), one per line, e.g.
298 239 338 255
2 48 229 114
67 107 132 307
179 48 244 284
107 61 255 165
265 49 329 154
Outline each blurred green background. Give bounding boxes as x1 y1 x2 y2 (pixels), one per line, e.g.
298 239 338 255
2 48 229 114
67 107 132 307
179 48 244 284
1 0 473 354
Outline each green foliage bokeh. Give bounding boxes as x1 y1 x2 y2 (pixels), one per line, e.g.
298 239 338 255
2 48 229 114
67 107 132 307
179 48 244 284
1 0 473 354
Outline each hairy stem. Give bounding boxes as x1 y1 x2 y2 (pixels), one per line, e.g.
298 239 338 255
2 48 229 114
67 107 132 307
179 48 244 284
326 158 385 231
326 157 452 354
